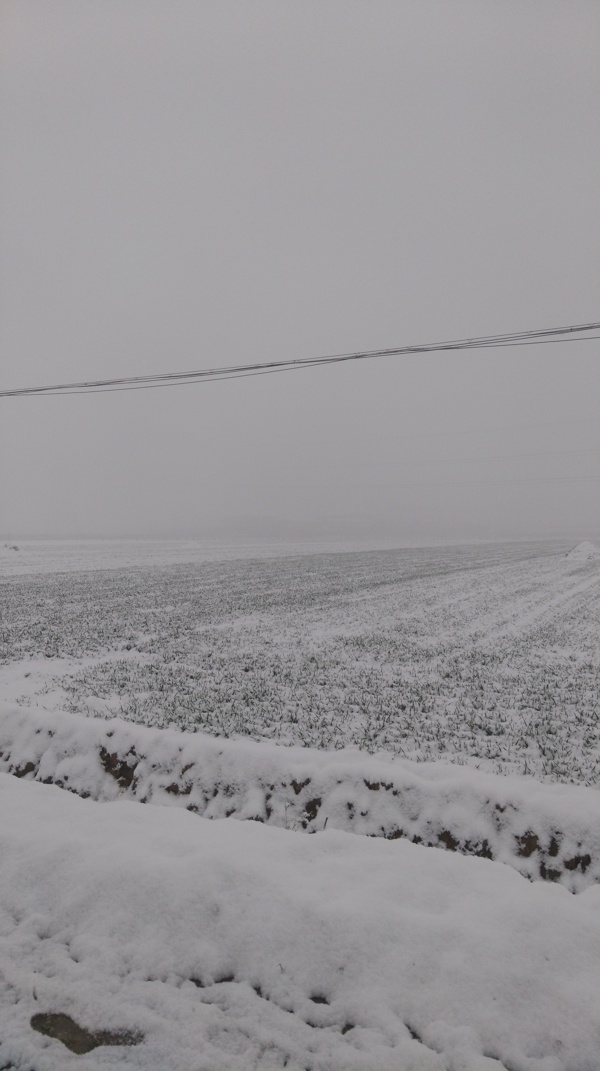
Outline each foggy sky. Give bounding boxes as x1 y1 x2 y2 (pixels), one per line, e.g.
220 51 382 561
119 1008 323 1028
2 1 599 543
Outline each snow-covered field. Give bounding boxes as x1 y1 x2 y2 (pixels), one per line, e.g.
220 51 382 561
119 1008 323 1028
0 538 392 577
1 539 599 1069
2 538 599 783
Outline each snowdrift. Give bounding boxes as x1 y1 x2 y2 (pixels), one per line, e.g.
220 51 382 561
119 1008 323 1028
1 703 598 892
2 774 600 1071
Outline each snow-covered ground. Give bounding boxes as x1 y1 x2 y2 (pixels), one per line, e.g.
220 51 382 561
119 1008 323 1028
2 539 599 782
565 540 600 562
0 538 394 577
1 704 599 893
1 540 599 1068
2 774 600 1071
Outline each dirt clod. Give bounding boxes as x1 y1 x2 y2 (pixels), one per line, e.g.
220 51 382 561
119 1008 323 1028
564 853 591 873
539 861 561 882
304 798 322 821
99 747 137 788
516 831 539 858
30 1012 142 1054
12 762 36 779
291 778 311 795
438 830 459 852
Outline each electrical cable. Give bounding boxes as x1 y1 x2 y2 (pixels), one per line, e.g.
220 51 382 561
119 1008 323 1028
1 321 598 398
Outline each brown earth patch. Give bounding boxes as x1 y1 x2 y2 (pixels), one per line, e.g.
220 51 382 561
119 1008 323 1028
31 1012 142 1054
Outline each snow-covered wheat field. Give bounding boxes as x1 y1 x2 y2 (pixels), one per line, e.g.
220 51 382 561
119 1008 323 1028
1 538 599 1070
2 538 600 782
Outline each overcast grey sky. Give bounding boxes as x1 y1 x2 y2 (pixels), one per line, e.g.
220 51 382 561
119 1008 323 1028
1 1 599 543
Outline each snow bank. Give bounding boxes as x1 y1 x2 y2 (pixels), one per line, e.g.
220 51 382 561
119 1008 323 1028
1 773 599 1071
565 541 600 561
1 704 599 892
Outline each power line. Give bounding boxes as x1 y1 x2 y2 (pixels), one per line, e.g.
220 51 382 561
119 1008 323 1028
1 320 598 398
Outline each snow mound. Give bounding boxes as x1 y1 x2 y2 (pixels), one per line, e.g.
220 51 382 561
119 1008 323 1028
566 540 600 561
1 774 600 1071
1 703 599 892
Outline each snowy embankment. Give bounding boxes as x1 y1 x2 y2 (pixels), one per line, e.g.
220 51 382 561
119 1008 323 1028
1 703 599 893
2 773 600 1071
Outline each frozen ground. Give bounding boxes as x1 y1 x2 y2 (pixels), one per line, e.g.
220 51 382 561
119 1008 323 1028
1 540 600 1068
2 539 599 784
